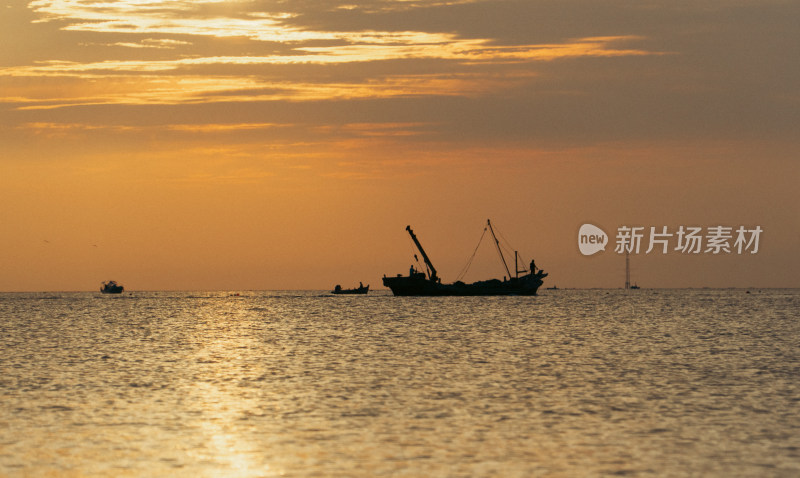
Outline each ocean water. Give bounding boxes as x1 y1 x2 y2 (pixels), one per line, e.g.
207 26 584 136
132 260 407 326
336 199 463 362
1 289 799 477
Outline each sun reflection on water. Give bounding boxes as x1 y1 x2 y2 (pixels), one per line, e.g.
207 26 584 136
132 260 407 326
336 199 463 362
183 297 283 477
189 381 277 477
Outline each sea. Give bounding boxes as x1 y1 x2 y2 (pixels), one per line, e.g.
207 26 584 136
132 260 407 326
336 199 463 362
1 289 799 477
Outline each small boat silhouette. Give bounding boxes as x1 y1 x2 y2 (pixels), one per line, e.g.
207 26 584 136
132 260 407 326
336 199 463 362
100 280 124 294
332 283 369 295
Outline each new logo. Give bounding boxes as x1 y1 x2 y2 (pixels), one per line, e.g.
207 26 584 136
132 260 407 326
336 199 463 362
578 224 608 256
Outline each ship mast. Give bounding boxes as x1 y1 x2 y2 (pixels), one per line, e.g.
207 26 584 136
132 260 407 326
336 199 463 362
487 219 512 279
406 225 438 282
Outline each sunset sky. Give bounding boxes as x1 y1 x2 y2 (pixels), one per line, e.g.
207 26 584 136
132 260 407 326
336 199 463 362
1 0 798 291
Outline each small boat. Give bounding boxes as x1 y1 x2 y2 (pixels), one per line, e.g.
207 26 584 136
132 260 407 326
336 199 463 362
546 285 559 290
332 283 369 295
100 280 124 294
382 220 547 296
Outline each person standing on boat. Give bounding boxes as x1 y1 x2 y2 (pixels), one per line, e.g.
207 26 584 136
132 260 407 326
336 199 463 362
530 260 537 273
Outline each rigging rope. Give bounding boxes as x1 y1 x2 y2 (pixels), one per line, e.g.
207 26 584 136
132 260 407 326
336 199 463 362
492 221 533 275
456 227 488 281
405 221 535 282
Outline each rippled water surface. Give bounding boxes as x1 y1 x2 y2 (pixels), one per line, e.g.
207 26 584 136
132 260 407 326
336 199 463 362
2 289 799 476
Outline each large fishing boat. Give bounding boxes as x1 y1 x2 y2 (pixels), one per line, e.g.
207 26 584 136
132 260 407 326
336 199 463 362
100 280 124 294
382 220 547 296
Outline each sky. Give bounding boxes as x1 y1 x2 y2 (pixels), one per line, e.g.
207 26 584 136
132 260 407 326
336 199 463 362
1 0 798 291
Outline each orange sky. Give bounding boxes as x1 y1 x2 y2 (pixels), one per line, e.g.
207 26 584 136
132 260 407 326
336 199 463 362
1 0 798 291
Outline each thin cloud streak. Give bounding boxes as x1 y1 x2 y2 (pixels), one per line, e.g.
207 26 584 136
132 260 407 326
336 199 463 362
1 36 653 74
1 33 655 108
5 73 536 109
103 39 194 50
31 0 450 43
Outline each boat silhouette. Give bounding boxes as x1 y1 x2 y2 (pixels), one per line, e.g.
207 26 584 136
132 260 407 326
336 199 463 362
100 280 124 294
382 220 547 296
332 283 369 295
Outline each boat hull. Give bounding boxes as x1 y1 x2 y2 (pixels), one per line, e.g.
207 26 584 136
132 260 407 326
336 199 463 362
382 271 547 296
332 285 369 295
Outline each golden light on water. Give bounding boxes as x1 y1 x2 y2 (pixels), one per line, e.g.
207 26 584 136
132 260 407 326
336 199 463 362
190 382 277 477
183 302 283 477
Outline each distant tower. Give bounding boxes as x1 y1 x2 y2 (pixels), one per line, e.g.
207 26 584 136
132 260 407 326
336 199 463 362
625 251 631 290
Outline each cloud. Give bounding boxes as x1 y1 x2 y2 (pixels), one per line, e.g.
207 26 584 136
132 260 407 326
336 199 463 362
22 1 660 70
1 1 666 117
104 39 194 50
6 0 796 146
1 30 655 109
